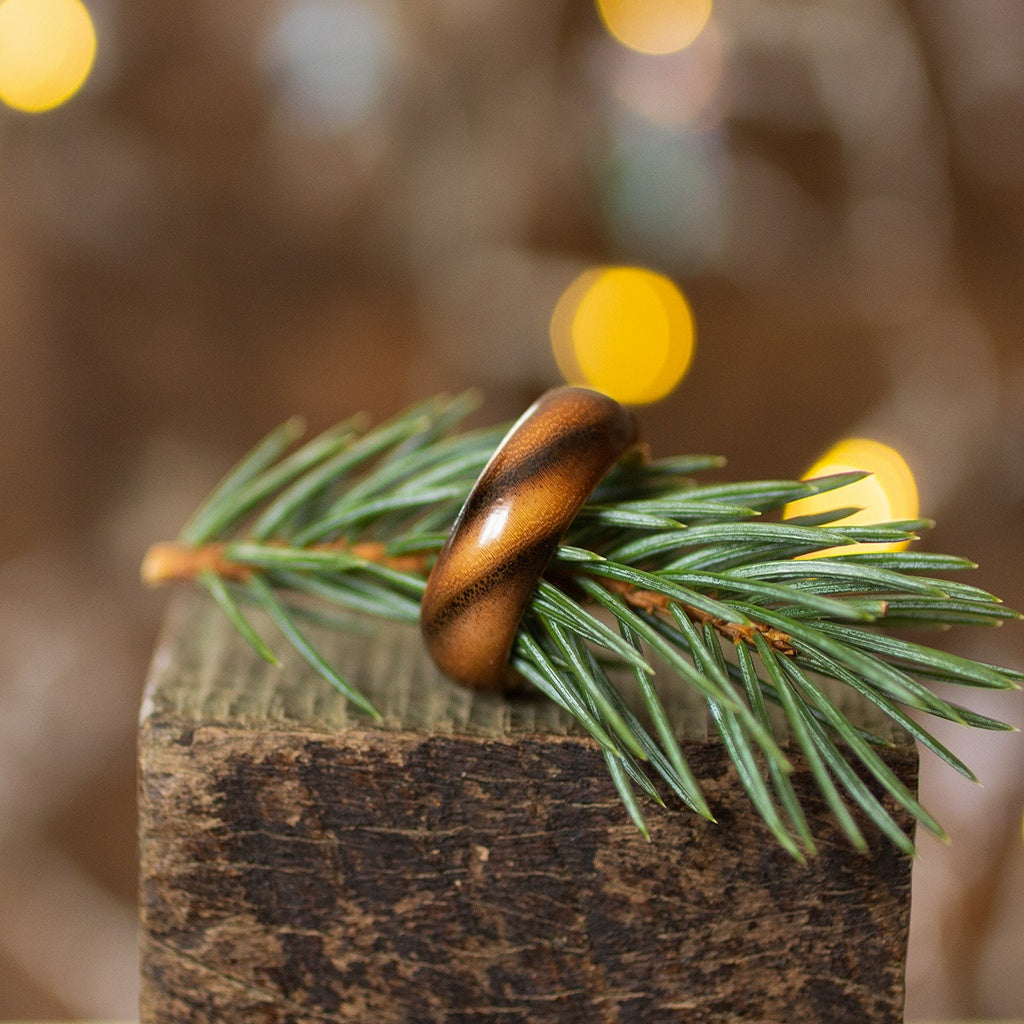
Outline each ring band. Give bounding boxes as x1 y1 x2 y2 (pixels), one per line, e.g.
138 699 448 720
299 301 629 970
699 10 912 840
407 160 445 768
420 386 639 691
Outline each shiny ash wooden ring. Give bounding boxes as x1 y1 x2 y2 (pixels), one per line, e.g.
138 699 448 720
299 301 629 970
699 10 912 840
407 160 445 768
420 386 640 691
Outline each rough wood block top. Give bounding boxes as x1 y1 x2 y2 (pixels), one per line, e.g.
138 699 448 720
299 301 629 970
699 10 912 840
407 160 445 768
139 592 916 1024
142 591 908 746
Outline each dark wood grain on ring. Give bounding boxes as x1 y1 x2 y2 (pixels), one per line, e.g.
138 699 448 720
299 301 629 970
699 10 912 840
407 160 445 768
420 386 639 690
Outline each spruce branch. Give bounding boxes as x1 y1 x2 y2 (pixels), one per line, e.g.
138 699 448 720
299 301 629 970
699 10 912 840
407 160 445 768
142 392 1021 857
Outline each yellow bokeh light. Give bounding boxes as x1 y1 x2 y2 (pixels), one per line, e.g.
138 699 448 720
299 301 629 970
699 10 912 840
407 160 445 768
596 0 713 55
0 0 96 113
784 438 919 558
550 265 695 406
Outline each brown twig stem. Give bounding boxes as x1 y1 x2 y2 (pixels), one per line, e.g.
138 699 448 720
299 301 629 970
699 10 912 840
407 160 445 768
141 540 794 656
604 579 796 656
140 540 430 586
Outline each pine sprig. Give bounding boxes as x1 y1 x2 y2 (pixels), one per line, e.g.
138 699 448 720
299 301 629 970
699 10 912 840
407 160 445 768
142 392 1022 857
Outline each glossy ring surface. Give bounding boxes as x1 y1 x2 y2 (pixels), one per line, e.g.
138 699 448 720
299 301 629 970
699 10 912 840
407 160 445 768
420 386 639 691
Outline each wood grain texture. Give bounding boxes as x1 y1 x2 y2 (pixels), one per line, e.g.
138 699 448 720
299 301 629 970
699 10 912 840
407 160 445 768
139 593 917 1024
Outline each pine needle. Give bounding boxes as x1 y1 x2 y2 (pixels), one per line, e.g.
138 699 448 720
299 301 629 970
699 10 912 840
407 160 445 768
144 393 1020 856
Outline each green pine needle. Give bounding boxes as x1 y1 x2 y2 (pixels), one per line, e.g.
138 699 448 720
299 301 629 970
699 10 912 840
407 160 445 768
144 392 1021 856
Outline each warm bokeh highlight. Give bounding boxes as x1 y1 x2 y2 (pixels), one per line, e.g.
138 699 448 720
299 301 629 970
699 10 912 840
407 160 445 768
596 0 713 55
550 265 695 405
785 437 919 557
0 0 96 113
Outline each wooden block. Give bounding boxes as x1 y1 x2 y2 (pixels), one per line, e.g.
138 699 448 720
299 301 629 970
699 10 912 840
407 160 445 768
139 593 916 1024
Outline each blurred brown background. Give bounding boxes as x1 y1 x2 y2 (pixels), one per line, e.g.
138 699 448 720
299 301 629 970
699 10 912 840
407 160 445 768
0 0 1022 1018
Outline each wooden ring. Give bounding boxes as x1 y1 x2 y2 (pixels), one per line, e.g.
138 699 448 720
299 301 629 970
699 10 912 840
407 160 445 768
420 386 639 691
